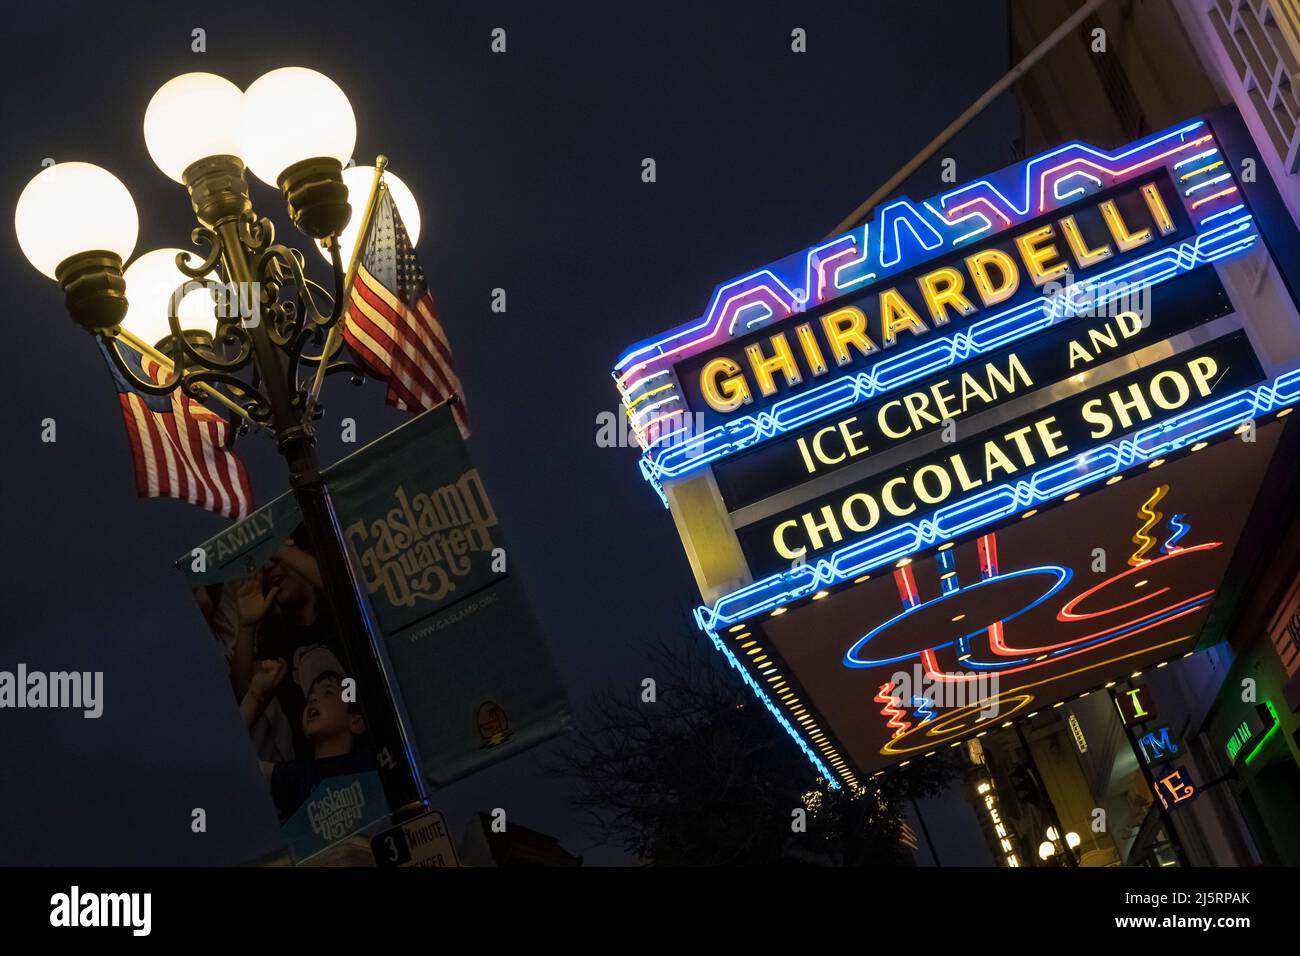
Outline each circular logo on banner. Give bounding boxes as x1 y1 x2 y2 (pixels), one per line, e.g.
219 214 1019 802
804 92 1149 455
477 700 512 748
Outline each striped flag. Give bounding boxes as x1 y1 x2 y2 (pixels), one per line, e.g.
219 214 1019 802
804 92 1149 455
340 185 469 436
101 342 254 520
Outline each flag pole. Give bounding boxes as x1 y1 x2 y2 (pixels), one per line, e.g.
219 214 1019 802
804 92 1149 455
114 328 256 424
307 155 389 407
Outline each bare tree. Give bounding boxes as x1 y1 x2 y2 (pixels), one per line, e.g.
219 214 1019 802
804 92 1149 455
549 634 954 866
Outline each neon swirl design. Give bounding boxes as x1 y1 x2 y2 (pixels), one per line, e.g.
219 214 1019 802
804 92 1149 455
911 696 936 724
1164 513 1189 553
1130 484 1169 566
874 682 911 739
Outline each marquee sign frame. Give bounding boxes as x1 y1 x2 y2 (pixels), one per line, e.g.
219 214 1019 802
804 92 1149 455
615 119 1254 491
612 109 1300 788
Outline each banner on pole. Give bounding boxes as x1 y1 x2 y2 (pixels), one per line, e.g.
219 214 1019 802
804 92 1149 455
182 493 392 864
325 403 571 786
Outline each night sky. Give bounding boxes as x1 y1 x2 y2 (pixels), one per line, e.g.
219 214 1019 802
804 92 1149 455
0 0 1017 864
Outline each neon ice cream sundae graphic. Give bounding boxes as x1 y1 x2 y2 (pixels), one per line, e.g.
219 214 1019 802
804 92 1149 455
859 485 1220 756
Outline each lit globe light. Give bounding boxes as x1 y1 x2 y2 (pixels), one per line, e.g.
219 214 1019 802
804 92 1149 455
122 248 219 347
317 166 421 264
1038 840 1056 861
143 73 245 182
239 67 356 186
14 162 138 280
1066 831 1081 849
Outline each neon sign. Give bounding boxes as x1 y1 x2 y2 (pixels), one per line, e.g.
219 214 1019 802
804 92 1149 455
712 269 1229 512
613 121 1255 494
975 778 1020 867
686 176 1180 418
616 114 1297 787
694 364 1296 633
1154 766 1197 809
1138 726 1179 763
1116 684 1159 725
1223 700 1280 765
697 425 1284 787
737 335 1259 577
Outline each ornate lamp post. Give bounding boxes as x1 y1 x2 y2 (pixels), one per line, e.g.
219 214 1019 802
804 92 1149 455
14 69 428 821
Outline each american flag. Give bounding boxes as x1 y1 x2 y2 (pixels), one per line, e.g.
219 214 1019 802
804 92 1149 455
341 185 469 436
101 342 254 520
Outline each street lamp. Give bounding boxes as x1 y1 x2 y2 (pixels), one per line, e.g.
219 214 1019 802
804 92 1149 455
14 68 428 822
121 248 220 347
15 162 138 325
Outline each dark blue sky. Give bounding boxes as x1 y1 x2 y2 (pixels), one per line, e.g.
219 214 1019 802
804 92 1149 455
0 0 1017 864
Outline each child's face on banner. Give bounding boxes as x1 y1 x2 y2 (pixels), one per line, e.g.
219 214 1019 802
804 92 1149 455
303 675 361 744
